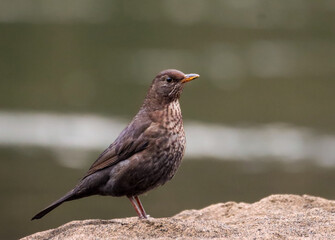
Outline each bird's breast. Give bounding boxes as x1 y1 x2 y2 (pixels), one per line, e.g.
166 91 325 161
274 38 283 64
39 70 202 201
153 100 186 178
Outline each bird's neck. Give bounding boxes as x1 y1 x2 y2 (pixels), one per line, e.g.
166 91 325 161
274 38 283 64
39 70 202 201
161 100 184 132
141 93 177 111
165 100 183 123
157 100 183 127
140 99 183 126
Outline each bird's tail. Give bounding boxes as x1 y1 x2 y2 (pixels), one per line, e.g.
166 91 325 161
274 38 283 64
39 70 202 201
31 189 76 220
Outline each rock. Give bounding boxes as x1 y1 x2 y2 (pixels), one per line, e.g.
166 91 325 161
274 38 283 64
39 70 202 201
22 194 335 239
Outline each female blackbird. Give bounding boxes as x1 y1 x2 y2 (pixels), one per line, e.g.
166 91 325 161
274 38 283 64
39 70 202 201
32 69 199 220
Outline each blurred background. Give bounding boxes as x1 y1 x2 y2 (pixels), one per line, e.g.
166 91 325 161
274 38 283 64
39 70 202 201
1 0 335 239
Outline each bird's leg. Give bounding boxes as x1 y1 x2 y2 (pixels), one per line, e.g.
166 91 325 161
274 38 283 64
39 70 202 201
128 196 145 219
134 196 148 219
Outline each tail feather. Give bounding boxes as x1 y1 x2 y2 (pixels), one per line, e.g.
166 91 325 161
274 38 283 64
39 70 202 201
31 190 76 220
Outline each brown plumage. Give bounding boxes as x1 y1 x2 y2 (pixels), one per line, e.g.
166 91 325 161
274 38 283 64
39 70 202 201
32 69 199 220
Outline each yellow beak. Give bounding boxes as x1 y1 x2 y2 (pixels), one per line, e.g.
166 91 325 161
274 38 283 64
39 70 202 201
181 73 200 83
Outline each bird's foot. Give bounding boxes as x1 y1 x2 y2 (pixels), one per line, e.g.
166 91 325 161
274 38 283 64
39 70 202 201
138 214 151 220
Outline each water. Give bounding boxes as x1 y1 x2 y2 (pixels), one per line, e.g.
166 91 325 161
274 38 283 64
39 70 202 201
1 111 335 167
0 1 335 239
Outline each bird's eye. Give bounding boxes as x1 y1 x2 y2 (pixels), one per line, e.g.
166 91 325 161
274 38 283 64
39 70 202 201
166 77 172 83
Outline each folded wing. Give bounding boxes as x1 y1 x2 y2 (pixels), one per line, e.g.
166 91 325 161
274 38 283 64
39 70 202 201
83 119 152 178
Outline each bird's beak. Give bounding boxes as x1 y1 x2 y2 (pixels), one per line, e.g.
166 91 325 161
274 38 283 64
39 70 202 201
181 73 200 83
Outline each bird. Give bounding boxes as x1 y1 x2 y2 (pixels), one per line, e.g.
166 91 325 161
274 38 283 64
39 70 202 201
31 69 199 220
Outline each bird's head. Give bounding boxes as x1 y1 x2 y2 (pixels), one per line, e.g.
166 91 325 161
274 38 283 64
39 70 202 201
144 69 199 108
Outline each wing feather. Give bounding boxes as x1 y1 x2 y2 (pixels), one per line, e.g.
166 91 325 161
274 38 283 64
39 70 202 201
83 118 152 178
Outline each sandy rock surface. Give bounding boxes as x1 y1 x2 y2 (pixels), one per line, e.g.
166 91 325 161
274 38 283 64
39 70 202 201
22 194 335 239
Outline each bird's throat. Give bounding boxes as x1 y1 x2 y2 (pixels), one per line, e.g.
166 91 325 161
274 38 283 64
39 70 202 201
162 100 183 131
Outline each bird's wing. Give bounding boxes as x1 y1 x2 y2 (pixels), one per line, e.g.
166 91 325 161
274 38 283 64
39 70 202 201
83 119 152 178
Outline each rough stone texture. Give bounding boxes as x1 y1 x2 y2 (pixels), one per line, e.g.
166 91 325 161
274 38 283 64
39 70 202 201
22 194 335 240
